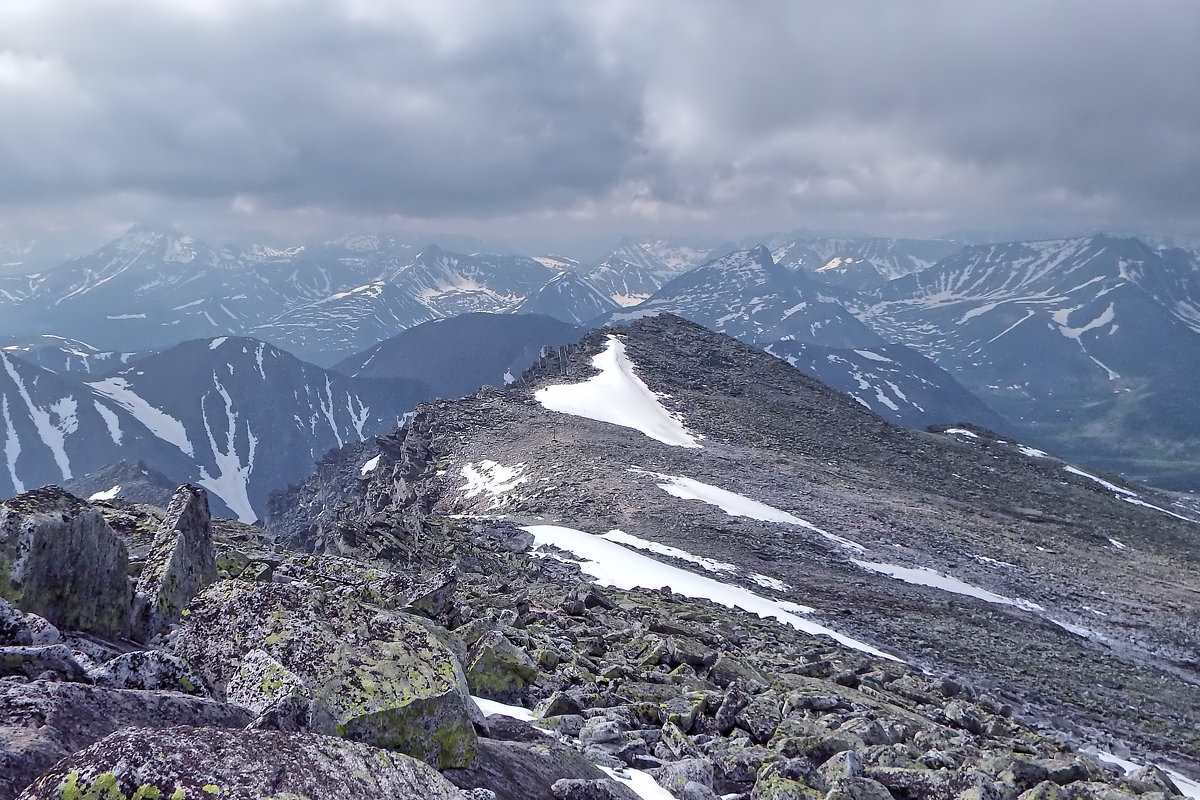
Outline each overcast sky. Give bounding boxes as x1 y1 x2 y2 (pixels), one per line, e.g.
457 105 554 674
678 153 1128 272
1 0 1198 250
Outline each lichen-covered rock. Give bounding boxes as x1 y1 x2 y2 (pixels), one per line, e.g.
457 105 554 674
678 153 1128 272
0 487 130 638
22 614 59 646
0 644 88 682
17 725 464 800
0 598 31 646
823 777 896 800
550 777 640 800
466 630 540 702
172 580 477 768
132 485 218 642
751 759 821 799
0 680 251 800
86 650 209 696
445 738 611 800
651 758 715 795
224 648 310 715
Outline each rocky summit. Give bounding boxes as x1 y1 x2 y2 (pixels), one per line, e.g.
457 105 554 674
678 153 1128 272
0 315 1197 800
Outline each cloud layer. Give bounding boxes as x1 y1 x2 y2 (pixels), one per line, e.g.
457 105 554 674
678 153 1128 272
1 0 1197 242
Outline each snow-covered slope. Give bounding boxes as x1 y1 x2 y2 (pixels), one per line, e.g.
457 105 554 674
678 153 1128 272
859 235 1200 488
612 246 885 349
0 336 429 521
512 271 617 324
582 241 710 307
772 236 961 290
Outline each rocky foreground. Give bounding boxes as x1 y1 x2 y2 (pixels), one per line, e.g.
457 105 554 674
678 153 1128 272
1 477 1196 800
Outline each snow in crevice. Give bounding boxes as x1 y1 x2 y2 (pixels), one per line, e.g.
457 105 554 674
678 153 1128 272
196 375 257 523
1 355 75 479
360 455 381 476
535 335 701 448
92 400 123 445
1 395 23 493
319 376 343 449
253 342 267 380
635 470 866 552
525 523 898 661
347 394 369 441
89 376 194 457
471 695 534 722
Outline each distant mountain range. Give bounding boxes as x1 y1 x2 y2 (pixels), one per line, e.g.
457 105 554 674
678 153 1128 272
2 224 1199 492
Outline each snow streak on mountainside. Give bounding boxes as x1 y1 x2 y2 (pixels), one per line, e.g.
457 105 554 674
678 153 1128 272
859 235 1200 489
772 236 961 291
0 336 428 521
581 241 712 307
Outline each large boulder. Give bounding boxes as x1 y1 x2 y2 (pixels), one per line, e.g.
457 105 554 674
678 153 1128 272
0 680 251 800
0 487 130 638
466 629 541 703
445 738 612 800
173 580 478 768
17 725 464 800
132 485 217 642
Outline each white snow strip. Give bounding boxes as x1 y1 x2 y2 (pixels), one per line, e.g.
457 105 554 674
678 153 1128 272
88 485 121 502
601 529 738 573
1 395 23 493
319 376 343 450
1017 445 1049 458
1122 495 1200 524
460 460 527 499
1 355 75 479
525 524 897 660
638 471 866 552
360 455 381 476
598 766 676 800
253 343 267 380
852 560 1044 612
853 349 892 362
208 337 228 350
1107 537 1127 551
1090 750 1200 800
1064 465 1138 496
196 376 257 523
92 401 123 445
503 370 516 385
471 695 534 722
89 377 195 457
943 428 979 439
535 335 701 448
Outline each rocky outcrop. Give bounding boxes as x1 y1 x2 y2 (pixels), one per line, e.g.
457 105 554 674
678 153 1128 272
18 725 464 800
131 484 217 642
0 487 130 638
172 580 478 769
0 680 252 800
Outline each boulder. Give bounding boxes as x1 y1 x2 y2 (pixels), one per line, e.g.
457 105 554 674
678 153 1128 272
172 580 477 768
446 738 611 800
86 650 209 696
17 725 464 800
466 630 540 702
550 777 641 800
0 680 251 800
0 487 130 638
132 485 217 641
0 644 88 682
0 599 30 646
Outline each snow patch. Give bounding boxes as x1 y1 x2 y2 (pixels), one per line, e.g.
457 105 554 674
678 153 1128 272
598 766 676 800
471 695 533 722
1064 465 1137 496
852 560 1044 612
1 355 75 479
88 485 121 502
92 401 124 445
89 377 195 457
535 335 701 448
943 428 979 439
639 470 865 552
360 455 381 476
852 349 892 362
1089 750 1200 800
526 524 897 660
208 337 228 350
460 460 527 500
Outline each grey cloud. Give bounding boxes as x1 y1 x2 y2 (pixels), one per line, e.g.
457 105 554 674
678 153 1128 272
0 0 1197 239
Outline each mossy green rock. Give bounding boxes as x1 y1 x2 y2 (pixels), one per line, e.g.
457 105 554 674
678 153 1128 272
465 629 539 703
173 581 477 768
18 725 464 800
0 487 130 639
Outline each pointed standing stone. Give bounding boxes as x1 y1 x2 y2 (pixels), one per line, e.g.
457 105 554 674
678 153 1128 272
132 484 217 642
